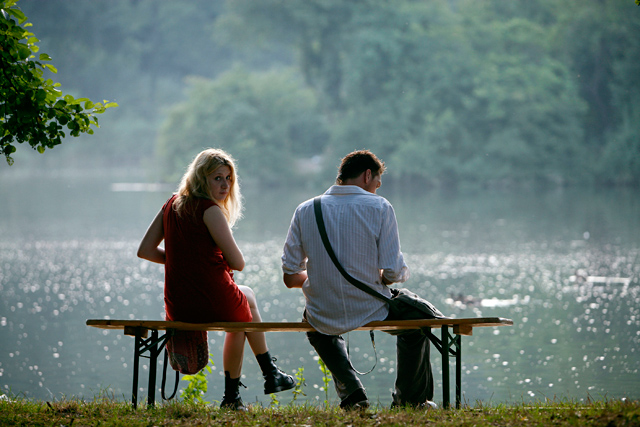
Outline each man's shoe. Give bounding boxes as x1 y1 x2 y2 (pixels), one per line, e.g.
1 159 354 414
391 400 437 410
424 400 437 410
340 388 370 411
343 400 370 411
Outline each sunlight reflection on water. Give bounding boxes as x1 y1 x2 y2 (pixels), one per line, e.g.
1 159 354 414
1 177 639 406
1 237 638 405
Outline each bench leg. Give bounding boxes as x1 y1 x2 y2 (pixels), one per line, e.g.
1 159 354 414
147 330 159 407
456 334 461 409
435 326 462 409
441 326 450 408
132 329 142 409
129 328 169 409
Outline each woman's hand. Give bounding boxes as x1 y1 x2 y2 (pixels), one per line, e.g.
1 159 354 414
137 209 166 264
203 205 245 271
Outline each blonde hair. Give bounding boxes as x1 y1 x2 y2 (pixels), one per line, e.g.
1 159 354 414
173 148 243 227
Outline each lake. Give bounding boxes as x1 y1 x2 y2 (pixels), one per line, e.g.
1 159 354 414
1 171 638 407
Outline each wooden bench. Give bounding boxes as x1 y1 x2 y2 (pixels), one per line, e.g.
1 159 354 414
86 317 513 409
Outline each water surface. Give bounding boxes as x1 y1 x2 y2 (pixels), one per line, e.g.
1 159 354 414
1 173 638 406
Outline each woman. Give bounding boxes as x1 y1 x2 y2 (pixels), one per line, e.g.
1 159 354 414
137 148 294 410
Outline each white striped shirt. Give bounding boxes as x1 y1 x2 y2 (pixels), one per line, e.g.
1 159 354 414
281 185 410 335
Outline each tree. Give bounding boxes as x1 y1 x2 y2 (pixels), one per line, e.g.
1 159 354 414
157 67 327 184
0 0 116 165
223 0 587 186
598 0 640 185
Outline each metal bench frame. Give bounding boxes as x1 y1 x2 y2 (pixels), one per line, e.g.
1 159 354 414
87 317 513 409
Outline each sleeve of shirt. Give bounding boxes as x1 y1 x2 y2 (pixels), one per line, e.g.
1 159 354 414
281 206 308 275
378 201 410 284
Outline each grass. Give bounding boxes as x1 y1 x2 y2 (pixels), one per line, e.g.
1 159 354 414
1 394 639 426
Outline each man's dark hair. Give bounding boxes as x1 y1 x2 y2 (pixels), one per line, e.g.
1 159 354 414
336 150 386 184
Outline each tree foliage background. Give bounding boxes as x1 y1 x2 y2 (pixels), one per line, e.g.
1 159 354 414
9 0 640 188
0 0 116 165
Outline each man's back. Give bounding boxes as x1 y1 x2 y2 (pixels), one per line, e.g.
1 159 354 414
282 184 408 335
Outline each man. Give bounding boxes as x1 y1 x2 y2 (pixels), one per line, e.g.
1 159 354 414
281 150 435 410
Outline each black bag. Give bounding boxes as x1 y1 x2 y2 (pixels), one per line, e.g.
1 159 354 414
388 287 444 320
313 196 445 327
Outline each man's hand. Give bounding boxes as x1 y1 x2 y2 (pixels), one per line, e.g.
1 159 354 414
381 270 393 285
284 272 307 288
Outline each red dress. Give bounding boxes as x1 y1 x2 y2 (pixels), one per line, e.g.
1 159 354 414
162 195 252 373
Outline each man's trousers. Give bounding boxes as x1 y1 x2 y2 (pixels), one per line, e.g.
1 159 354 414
306 316 433 406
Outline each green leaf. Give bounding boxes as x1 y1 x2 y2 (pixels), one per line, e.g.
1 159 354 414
43 64 58 73
35 89 47 102
105 102 119 108
84 100 94 110
6 8 27 24
37 146 45 154
39 53 52 61
2 0 16 7
17 44 31 60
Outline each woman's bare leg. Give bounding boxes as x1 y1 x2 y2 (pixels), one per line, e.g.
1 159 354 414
238 285 269 355
223 331 246 378
237 286 295 393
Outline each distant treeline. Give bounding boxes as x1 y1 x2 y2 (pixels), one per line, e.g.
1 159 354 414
19 0 640 187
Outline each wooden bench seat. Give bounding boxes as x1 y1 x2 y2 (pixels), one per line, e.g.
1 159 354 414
86 317 513 409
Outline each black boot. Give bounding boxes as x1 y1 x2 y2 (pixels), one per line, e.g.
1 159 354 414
256 351 296 395
220 371 247 411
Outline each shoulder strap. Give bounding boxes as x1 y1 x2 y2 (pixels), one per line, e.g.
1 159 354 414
161 346 179 400
313 196 391 303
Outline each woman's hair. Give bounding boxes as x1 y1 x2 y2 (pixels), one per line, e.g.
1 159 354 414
336 150 385 184
173 148 243 227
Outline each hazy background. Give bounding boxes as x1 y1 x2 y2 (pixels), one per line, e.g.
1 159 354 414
3 0 639 188
1 0 639 407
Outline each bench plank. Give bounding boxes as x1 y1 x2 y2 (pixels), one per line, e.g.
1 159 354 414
86 317 513 334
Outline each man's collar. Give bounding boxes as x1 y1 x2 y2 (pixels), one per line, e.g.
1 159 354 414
325 184 376 196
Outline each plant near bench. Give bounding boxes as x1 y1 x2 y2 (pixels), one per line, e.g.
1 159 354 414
269 392 280 408
291 367 307 403
180 354 214 404
317 359 332 406
181 358 308 408
271 365 308 407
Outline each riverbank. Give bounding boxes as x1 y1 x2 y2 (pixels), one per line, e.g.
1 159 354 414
1 396 638 426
